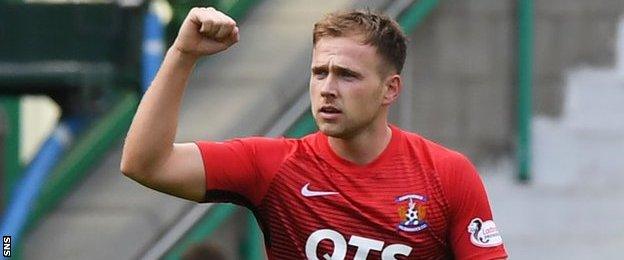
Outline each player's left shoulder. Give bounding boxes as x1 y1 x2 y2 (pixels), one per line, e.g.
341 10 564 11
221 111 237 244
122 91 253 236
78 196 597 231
399 127 472 172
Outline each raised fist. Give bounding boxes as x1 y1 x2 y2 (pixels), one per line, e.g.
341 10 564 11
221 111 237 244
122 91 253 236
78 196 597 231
172 7 239 58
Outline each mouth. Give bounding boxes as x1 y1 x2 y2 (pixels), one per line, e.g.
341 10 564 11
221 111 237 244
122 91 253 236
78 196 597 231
318 105 342 120
319 105 342 114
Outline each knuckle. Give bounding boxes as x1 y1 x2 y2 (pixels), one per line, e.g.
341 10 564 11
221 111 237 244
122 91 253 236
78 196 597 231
215 19 228 27
190 7 201 14
215 10 229 18
199 15 213 24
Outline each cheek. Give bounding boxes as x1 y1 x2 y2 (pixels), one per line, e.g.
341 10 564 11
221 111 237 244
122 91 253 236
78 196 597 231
309 82 322 111
343 89 372 112
353 84 383 104
354 87 383 115
309 81 319 98
310 78 326 92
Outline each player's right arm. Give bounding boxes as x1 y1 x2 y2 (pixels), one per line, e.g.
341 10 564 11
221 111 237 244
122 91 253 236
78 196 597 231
120 7 239 202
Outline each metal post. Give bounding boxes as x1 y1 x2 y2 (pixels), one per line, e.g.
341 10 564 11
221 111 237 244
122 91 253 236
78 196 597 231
241 212 264 260
398 0 439 33
517 0 533 182
0 97 20 210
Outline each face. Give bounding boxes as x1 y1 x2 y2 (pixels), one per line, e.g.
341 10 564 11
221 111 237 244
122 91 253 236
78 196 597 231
310 36 399 138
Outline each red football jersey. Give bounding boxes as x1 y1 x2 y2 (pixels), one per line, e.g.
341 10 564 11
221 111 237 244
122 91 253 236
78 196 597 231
196 125 507 259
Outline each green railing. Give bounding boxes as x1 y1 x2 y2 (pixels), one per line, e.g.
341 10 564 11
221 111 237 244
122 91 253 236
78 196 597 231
5 1 259 254
0 97 21 211
517 0 533 182
26 91 139 230
398 0 439 33
285 110 317 138
1 2 146 258
165 204 238 260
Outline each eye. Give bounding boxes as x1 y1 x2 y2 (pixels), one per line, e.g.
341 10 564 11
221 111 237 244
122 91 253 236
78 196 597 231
340 71 358 81
312 69 328 79
335 68 360 81
342 72 356 78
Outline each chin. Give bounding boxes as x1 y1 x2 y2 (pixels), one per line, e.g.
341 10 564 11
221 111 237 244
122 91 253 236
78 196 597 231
318 123 345 137
318 123 357 139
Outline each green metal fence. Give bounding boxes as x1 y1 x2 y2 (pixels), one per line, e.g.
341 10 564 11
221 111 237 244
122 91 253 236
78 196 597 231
0 97 20 211
0 3 145 259
517 0 534 182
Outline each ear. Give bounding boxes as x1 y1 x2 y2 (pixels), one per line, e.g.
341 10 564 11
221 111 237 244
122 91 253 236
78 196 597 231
382 74 401 105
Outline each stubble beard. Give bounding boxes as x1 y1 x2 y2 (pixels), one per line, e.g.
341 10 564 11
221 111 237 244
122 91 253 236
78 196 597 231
315 112 378 140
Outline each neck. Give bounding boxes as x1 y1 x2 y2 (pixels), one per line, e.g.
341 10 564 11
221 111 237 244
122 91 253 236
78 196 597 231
328 121 392 165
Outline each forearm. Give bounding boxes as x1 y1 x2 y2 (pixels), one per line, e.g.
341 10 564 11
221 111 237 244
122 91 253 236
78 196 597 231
121 47 198 177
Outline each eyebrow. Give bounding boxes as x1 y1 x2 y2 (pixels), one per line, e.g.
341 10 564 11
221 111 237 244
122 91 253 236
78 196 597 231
311 64 363 79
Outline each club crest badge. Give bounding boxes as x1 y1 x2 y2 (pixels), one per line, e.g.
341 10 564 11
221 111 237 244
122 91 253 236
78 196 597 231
467 218 503 247
396 194 428 232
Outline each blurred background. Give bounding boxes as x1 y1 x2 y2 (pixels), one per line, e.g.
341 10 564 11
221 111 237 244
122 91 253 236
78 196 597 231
1 0 623 259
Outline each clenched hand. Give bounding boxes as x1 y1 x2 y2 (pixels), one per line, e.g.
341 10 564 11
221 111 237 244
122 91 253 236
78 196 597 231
172 7 239 59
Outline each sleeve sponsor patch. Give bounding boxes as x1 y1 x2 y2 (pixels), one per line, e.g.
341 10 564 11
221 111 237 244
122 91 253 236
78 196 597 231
467 218 503 247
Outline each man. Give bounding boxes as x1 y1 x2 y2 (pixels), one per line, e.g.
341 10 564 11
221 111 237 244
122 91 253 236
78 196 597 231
121 7 508 259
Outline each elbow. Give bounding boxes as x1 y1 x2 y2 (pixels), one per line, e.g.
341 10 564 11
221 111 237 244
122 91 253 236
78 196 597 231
119 158 132 177
120 151 162 186
120 141 150 181
120 153 145 181
120 141 135 178
120 156 136 179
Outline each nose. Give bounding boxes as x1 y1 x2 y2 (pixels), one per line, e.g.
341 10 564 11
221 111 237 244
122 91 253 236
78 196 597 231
320 74 338 99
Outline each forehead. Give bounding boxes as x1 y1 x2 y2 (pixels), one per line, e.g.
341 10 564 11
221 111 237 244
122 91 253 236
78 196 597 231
311 36 381 70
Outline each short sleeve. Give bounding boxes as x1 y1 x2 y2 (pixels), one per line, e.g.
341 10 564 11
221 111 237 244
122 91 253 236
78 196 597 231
195 137 294 205
439 153 508 259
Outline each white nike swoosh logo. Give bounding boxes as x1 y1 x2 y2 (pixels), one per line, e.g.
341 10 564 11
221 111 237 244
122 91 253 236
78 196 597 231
301 183 338 197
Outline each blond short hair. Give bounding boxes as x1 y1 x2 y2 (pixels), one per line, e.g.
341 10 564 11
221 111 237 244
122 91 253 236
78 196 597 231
313 9 407 74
